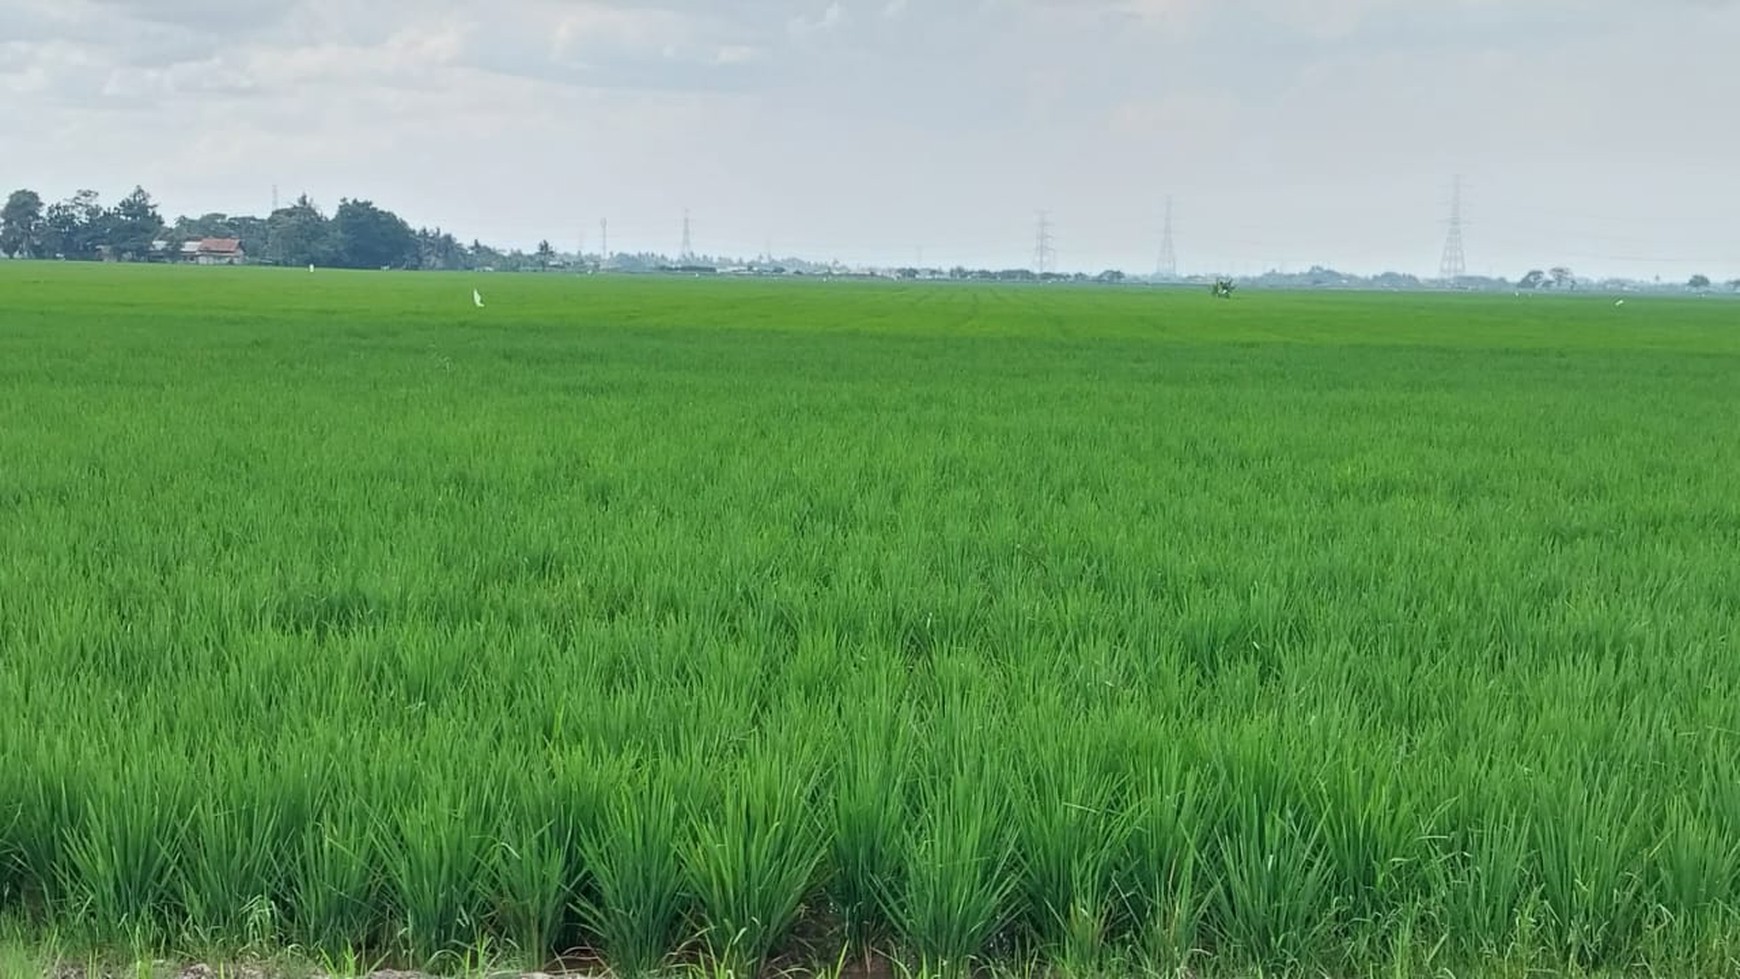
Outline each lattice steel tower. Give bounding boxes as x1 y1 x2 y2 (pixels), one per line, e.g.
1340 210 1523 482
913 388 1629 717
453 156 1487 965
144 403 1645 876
1440 175 1467 282
1156 197 1178 279
1033 211 1056 274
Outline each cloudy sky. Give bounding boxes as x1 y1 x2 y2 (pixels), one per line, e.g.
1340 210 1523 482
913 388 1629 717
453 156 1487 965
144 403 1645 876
3 0 1737 279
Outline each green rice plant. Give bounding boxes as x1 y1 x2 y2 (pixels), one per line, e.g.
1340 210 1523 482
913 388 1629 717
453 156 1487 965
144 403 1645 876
1380 901 1450 979
1119 753 1209 976
827 693 911 960
0 792 25 916
289 811 377 956
1529 781 1654 969
1652 799 1740 926
486 778 577 966
879 756 1014 979
684 747 825 979
1007 720 1128 971
381 784 492 965
176 779 297 949
0 771 15 911
1307 750 1449 967
57 763 189 946
4 753 80 916
1431 806 1537 963
575 758 691 979
1207 792 1336 971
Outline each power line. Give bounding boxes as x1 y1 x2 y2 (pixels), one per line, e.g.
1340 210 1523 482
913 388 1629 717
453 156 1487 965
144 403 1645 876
1440 174 1467 282
1033 210 1055 274
1156 196 1177 279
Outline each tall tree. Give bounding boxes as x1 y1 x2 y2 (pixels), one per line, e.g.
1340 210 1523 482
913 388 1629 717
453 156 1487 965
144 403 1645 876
107 185 164 260
469 239 500 267
0 189 44 258
331 198 416 270
415 227 468 270
43 189 105 260
265 194 336 267
226 216 269 260
1688 274 1711 290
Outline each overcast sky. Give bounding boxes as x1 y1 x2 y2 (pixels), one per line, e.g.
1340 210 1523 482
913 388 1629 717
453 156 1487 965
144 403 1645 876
3 0 1737 279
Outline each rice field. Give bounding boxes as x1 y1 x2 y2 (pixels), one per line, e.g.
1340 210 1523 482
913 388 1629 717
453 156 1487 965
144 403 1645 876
2 263 1738 977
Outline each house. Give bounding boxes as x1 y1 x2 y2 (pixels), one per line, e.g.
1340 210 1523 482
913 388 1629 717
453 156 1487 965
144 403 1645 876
183 238 245 265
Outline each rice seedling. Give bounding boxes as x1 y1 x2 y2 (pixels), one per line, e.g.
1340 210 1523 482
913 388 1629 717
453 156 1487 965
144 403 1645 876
289 810 377 957
1119 752 1210 977
683 746 825 979
827 686 911 962
484 779 576 966
574 757 693 979
382 786 492 965
1207 791 1337 971
881 749 1015 979
57 765 190 947
1007 717 1129 971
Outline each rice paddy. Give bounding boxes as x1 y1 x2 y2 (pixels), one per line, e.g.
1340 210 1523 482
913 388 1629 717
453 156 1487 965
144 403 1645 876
2 263 1738 977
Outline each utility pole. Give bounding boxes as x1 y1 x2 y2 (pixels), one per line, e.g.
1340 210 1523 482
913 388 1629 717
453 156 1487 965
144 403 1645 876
1033 211 1056 275
1440 175 1467 283
1156 196 1177 279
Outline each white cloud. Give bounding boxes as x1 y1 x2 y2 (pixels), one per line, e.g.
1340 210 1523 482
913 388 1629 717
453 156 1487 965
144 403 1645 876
713 44 765 65
789 2 849 38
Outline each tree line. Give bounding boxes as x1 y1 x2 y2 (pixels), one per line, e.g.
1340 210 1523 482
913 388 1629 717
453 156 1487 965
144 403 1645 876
1515 267 1736 292
0 185 541 271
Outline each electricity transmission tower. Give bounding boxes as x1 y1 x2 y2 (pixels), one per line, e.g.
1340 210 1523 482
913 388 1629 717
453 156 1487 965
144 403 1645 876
680 209 694 262
600 218 609 262
1033 211 1056 274
1440 175 1467 283
1156 197 1178 279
